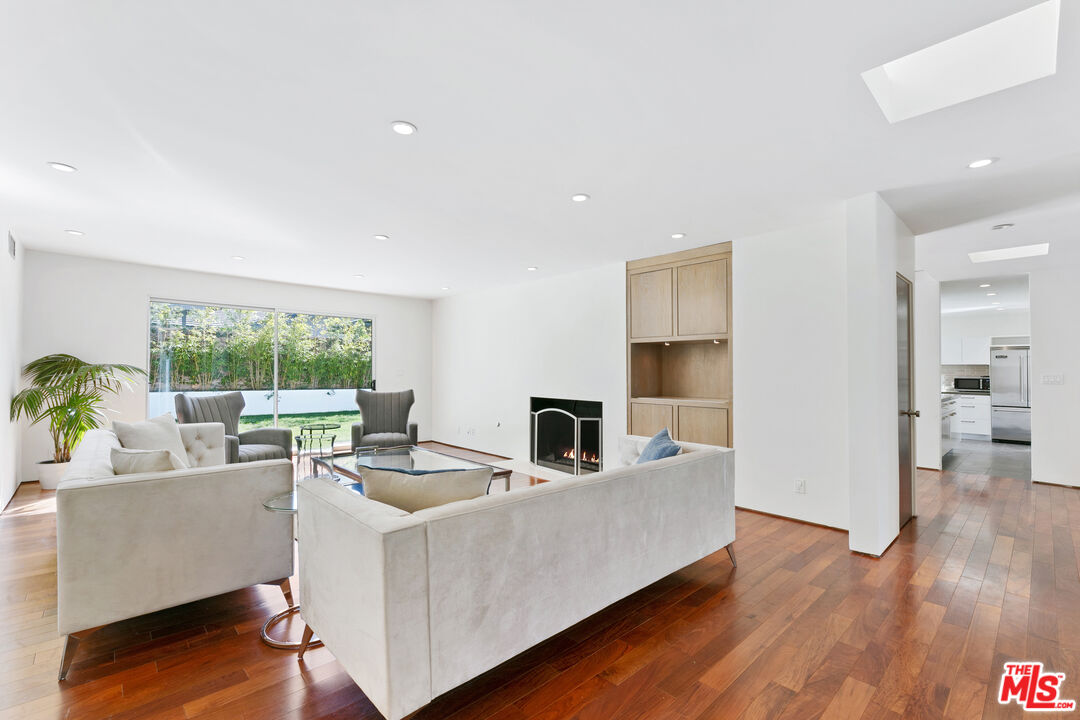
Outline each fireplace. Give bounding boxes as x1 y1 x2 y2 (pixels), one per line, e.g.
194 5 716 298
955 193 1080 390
530 397 603 475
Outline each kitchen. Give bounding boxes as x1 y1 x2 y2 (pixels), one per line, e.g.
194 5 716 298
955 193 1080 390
939 275 1031 479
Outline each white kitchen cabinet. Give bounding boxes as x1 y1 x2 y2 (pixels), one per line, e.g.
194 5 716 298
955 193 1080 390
942 335 963 364
961 336 990 365
955 394 991 435
942 334 990 365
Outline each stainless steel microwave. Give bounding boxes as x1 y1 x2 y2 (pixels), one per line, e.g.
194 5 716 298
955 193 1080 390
954 377 990 391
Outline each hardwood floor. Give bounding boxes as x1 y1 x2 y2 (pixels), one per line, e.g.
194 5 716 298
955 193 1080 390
2 454 1078 719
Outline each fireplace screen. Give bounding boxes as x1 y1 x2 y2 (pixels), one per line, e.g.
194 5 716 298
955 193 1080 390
530 397 602 475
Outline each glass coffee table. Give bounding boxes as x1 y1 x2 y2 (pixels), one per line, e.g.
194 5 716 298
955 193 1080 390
314 446 513 491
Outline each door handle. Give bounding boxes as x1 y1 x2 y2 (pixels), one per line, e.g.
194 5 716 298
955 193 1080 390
901 410 921 417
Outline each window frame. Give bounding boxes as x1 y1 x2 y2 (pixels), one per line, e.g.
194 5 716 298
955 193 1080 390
146 296 376 426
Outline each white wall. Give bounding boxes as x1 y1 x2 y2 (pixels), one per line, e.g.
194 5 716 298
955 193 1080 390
1 231 23 509
732 208 852 529
846 193 914 555
19 251 433 481
431 264 626 465
914 271 941 469
1030 267 1080 488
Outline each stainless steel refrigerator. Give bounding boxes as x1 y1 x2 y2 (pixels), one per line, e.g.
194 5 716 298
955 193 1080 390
990 344 1031 443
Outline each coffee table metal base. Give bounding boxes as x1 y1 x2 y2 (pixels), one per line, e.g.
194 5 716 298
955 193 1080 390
261 605 323 650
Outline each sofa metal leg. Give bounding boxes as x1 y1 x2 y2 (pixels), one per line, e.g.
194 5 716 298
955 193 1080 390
273 577 293 607
58 628 98 682
726 544 737 568
297 625 315 661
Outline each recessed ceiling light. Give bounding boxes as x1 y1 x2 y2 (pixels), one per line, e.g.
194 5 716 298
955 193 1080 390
373 234 389 241
969 243 1049 263
992 223 1015 230
671 233 686 239
440 286 450 291
48 161 77 173
996 307 1005 311
571 194 590 202
987 292 997 296
391 121 417 135
527 266 538 271
979 283 991 287
968 158 998 169
231 256 245 261
64 229 84 236
992 302 1001 305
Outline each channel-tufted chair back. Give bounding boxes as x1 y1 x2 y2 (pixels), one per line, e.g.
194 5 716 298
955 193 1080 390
175 392 245 437
355 389 414 434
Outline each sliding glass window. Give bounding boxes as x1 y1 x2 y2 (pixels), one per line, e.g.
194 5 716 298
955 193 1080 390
148 300 373 434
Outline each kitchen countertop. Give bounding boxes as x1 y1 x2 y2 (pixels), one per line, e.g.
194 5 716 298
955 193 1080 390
941 389 990 396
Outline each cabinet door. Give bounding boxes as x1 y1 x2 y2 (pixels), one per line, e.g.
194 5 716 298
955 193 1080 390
676 259 728 337
630 268 673 338
941 335 963 364
676 405 729 446
630 402 674 438
961 336 990 365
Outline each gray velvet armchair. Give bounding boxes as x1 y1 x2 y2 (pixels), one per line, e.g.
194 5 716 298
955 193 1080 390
174 392 293 464
352 389 418 449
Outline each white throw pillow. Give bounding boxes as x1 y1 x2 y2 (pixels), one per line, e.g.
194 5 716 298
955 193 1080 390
113 414 190 468
110 447 187 475
361 467 493 513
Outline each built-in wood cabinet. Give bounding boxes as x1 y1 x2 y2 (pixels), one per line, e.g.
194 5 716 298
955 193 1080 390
629 397 729 445
677 404 729 446
676 258 728 337
627 243 733 447
630 401 674 439
629 269 674 339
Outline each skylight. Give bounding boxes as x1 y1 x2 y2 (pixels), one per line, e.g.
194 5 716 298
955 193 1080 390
969 243 1050 263
862 0 1061 123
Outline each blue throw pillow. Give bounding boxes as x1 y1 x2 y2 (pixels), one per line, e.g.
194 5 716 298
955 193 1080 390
636 428 680 464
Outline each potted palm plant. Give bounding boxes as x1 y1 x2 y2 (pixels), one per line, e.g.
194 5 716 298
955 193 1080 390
9 354 146 489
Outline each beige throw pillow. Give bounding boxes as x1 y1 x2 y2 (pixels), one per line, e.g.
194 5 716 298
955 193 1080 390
113 414 190 468
110 447 187 475
361 467 493 513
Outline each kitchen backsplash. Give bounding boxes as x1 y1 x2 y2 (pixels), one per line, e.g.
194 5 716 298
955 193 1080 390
941 364 990 390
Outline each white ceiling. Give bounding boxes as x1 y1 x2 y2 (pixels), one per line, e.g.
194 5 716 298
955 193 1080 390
3 1 1079 298
940 274 1029 314
915 192 1080 281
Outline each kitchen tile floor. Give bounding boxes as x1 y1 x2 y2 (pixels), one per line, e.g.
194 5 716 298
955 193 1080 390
942 435 1031 479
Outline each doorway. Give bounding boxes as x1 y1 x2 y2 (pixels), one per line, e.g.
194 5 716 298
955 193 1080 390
938 276 1031 480
897 274 915 528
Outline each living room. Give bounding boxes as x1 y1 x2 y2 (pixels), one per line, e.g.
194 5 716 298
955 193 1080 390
3 2 1080 719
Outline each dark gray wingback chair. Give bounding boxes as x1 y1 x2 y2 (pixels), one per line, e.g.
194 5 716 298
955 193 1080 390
174 392 292 464
352 389 418 449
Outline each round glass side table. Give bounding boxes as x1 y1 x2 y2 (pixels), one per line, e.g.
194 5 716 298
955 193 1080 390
260 490 323 651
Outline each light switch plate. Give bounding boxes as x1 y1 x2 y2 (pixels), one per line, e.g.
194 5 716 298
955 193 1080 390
1041 374 1065 385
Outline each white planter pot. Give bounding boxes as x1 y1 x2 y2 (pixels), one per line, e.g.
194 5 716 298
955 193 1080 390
36 461 69 490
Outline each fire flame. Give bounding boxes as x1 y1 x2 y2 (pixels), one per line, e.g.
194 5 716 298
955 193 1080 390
561 448 599 464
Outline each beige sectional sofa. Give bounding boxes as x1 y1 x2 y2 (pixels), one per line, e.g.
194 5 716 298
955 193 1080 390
297 434 735 720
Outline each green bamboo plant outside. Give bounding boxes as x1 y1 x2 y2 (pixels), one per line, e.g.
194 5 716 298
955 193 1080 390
9 354 146 464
